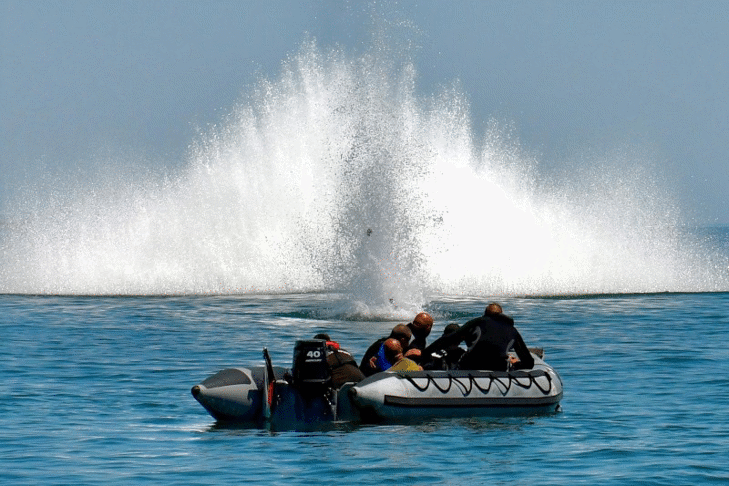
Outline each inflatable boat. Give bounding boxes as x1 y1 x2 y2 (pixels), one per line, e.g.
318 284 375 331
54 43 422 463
191 340 563 427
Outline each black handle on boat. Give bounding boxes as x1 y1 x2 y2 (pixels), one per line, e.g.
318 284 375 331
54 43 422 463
263 347 276 418
263 347 274 378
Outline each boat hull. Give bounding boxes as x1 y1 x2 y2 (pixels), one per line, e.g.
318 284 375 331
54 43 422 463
349 357 563 421
191 365 360 427
192 353 562 426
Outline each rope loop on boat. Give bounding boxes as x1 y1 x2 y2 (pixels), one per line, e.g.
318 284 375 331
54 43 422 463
401 370 553 397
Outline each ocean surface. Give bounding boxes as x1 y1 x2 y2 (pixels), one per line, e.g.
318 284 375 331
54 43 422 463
3 290 728 485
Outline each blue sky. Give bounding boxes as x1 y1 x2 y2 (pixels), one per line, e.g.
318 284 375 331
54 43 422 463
2 0 727 223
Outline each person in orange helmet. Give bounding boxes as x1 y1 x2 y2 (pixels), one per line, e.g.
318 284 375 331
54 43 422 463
383 338 422 372
404 312 434 362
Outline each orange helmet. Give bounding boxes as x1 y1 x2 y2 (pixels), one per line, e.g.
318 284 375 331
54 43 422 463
411 312 433 336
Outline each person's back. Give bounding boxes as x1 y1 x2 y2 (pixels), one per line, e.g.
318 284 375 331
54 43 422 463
387 356 422 372
314 334 365 387
327 347 365 386
457 316 531 371
423 303 534 372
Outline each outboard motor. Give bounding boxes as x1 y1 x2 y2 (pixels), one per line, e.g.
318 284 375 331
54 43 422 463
292 339 332 399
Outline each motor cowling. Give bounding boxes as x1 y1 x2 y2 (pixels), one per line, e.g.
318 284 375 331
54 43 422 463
292 339 332 397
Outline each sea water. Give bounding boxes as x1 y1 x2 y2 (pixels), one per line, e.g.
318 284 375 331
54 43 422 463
2 25 729 485
2 291 729 485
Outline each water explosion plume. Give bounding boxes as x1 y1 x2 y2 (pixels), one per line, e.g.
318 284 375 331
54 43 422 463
1 39 727 301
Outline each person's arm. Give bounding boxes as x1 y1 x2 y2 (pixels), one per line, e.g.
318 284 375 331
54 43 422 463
423 320 475 356
359 340 381 375
510 330 535 370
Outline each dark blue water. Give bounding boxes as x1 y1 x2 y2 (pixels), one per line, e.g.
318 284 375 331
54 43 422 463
3 291 728 485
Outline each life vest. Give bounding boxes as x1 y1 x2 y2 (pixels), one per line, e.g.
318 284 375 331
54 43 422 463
324 340 364 386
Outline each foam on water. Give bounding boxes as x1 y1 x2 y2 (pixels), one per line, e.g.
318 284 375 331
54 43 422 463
1 38 727 303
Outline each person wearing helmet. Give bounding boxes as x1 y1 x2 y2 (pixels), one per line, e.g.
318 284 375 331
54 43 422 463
359 324 412 377
383 338 422 372
403 312 434 364
407 312 434 352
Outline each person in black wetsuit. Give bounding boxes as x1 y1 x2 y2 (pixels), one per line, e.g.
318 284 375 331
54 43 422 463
424 323 466 370
313 333 365 387
404 312 434 363
422 303 534 371
359 324 412 377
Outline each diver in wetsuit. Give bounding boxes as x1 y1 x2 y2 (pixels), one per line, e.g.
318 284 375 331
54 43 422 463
423 303 534 371
313 334 365 387
424 323 466 370
359 324 412 377
404 312 434 364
